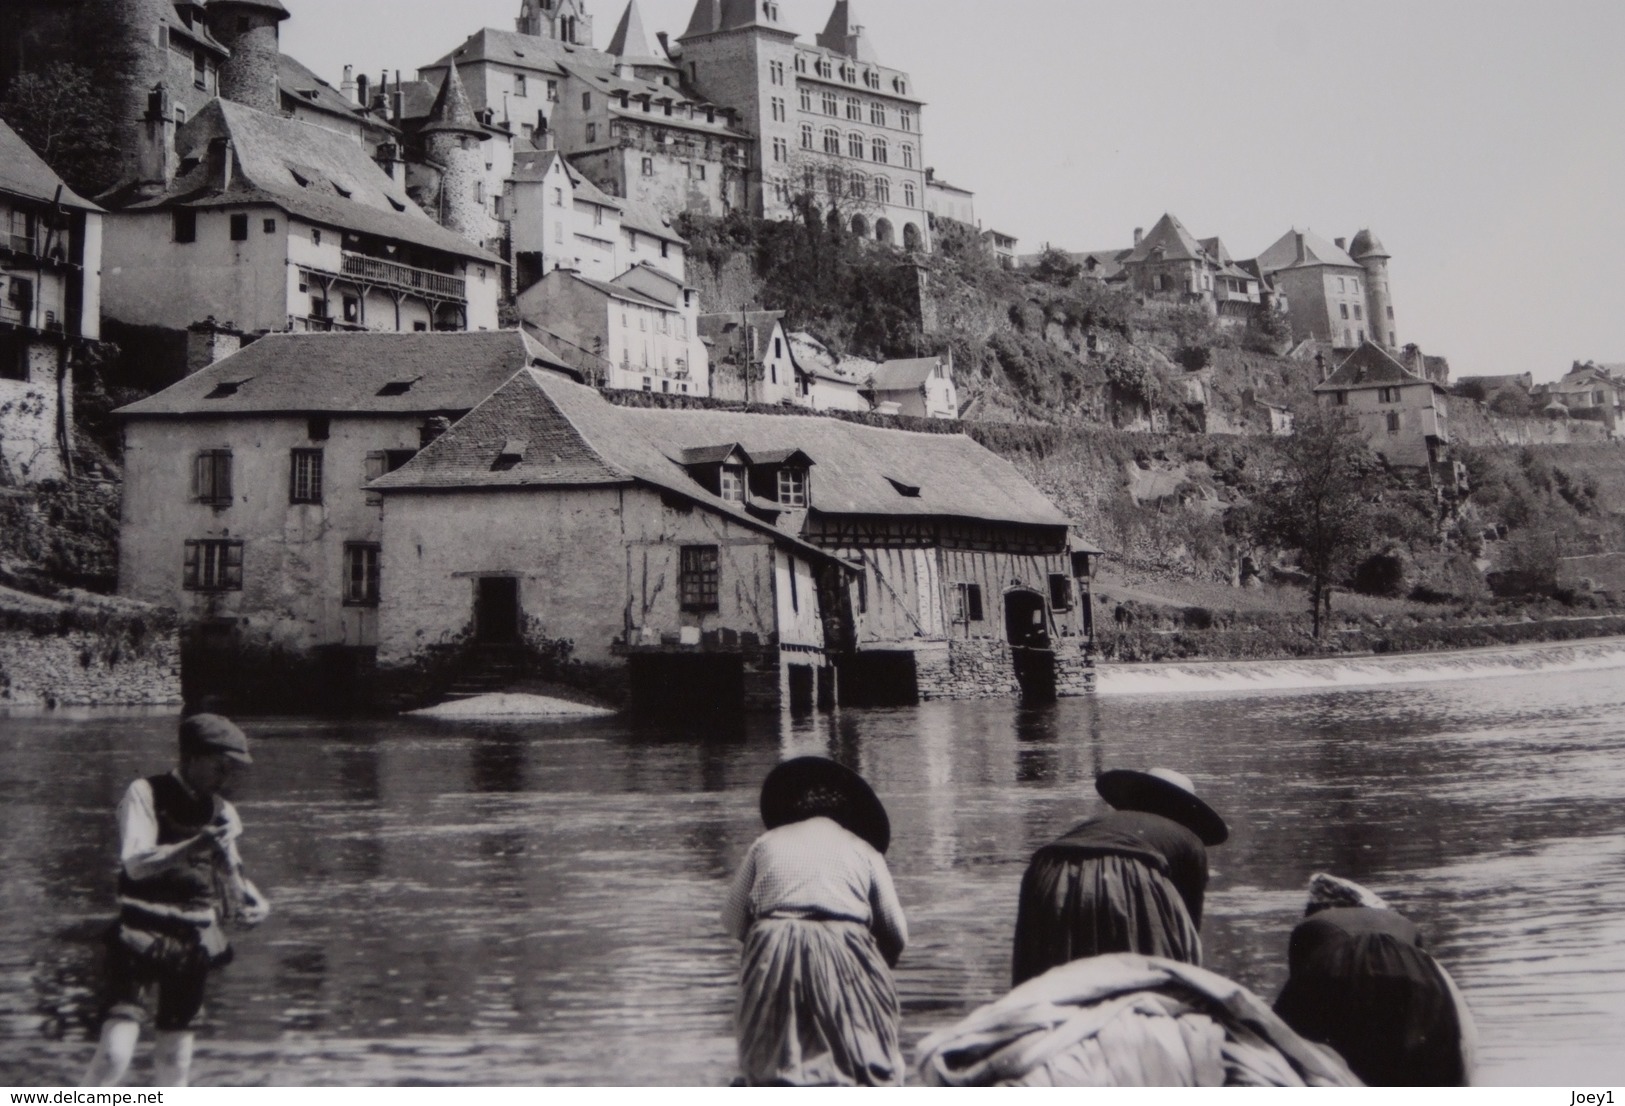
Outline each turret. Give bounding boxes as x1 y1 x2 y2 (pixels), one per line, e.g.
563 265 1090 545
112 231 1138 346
208 0 289 114
1350 229 1396 350
421 64 489 245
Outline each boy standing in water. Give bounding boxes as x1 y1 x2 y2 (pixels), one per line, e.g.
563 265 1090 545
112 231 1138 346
82 714 270 1087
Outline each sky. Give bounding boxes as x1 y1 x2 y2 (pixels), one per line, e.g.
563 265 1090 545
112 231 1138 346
282 0 1625 382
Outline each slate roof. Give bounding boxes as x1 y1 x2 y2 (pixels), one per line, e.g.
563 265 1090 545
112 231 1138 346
422 63 484 137
371 369 848 566
107 99 496 262
566 271 673 310
0 120 99 211
1124 213 1207 265
619 199 687 245
279 55 390 131
697 311 786 362
423 28 611 77
1255 228 1361 273
680 0 794 40
868 357 943 391
1348 228 1389 260
116 331 568 417
373 369 1070 534
1314 341 1441 393
606 0 672 66
512 151 622 209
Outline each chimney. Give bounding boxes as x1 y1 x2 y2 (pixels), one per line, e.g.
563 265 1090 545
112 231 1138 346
138 83 178 192
392 89 405 124
342 65 356 103
420 416 452 448
186 317 242 376
1294 232 1307 264
1133 227 1143 246
1334 236 1347 250
356 73 371 108
210 136 235 192
656 31 671 58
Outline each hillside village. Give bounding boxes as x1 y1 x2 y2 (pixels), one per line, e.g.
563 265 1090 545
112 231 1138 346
3 0 1623 712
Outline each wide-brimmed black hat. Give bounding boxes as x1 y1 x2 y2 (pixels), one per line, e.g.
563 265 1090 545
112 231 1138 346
760 756 891 854
1096 767 1228 846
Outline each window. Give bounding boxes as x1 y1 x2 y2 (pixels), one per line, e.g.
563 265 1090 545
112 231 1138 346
770 60 785 85
800 123 813 149
841 64 856 84
514 74 527 97
849 131 864 158
690 163 706 181
849 170 865 198
901 143 914 169
871 136 888 163
795 54 808 73
720 469 745 503
1334 390 1349 406
263 217 277 234
585 122 597 143
582 92 591 110
1339 303 1349 320
899 109 913 131
173 209 197 243
1338 277 1346 291
289 448 323 503
1385 410 1401 434
870 102 885 125
873 175 890 203
846 96 862 120
192 450 232 506
771 96 786 122
773 137 788 162
800 87 812 111
680 545 720 611
554 187 564 207
1386 306 1395 320
822 91 838 115
804 166 817 192
1378 386 1400 404
951 582 984 623
343 295 359 322
343 543 381 606
817 58 832 79
1049 573 1074 612
546 79 558 102
183 540 243 592
224 213 247 241
823 127 840 154
642 157 654 176
311 228 322 246
903 180 916 207
1354 305 1363 320
776 468 807 507
826 168 844 196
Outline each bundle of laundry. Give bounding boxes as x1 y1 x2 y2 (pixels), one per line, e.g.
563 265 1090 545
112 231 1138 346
915 953 1362 1087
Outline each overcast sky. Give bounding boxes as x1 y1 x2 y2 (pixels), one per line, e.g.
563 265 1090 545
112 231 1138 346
283 0 1624 382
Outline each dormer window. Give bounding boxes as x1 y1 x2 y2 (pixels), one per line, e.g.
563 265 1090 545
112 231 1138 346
720 467 745 503
777 468 807 508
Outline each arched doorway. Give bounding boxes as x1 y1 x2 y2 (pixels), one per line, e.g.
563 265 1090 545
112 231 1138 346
875 218 894 245
903 222 922 251
1004 587 1056 700
851 214 870 237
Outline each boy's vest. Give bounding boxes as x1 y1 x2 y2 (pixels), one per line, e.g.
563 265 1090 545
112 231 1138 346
117 773 224 936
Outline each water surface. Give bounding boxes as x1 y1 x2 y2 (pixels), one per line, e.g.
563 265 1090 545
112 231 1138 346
2 657 1623 1085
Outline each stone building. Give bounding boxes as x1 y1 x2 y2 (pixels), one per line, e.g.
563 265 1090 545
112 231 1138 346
371 368 853 714
113 330 570 705
698 310 795 404
0 121 103 483
372 368 1094 710
1255 228 1396 350
1118 214 1264 319
413 64 500 250
517 264 708 395
98 98 502 335
1535 362 1624 437
864 353 957 420
676 0 932 249
1315 341 1457 478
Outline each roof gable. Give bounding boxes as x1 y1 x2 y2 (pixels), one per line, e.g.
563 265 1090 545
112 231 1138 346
868 356 944 391
1255 228 1361 273
0 120 99 211
1315 341 1433 392
1125 213 1206 265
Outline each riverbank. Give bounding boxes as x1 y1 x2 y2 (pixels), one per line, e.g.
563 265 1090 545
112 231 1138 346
0 585 179 707
1096 633 1625 696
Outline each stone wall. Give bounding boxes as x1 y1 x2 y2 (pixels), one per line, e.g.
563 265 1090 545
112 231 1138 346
0 342 68 483
0 592 180 707
214 16 281 114
1445 396 1612 446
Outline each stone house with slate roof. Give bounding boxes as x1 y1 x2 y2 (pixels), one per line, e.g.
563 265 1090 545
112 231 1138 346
865 353 957 420
1255 228 1396 351
113 330 569 705
1315 341 1459 480
0 120 103 483
100 98 503 336
698 310 795 405
372 370 1096 710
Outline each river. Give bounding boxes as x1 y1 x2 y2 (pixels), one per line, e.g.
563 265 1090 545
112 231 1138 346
3 641 1624 1086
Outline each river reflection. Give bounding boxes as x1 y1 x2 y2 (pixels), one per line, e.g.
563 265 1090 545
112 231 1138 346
3 662 1624 1085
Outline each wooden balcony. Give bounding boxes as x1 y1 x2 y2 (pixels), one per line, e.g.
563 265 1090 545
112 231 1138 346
338 251 466 302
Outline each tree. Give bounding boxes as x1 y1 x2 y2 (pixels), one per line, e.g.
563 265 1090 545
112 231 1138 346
1 63 122 198
1255 409 1375 638
1032 247 1082 288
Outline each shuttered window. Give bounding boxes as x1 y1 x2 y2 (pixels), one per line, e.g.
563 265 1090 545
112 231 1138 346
183 540 243 591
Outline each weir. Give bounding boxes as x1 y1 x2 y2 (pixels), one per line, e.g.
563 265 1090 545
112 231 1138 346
1096 636 1625 697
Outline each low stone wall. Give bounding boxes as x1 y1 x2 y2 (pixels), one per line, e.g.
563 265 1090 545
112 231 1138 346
1055 641 1096 696
0 592 180 707
920 639 1019 700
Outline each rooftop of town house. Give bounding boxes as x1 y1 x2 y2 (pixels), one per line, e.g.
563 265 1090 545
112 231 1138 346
1254 227 1362 273
867 356 946 392
115 330 568 417
510 151 622 211
374 368 1069 529
422 27 613 78
103 99 500 263
535 269 675 311
1314 341 1445 394
697 311 787 362
368 368 852 568
280 55 395 134
619 199 688 245
0 120 100 211
1124 213 1208 266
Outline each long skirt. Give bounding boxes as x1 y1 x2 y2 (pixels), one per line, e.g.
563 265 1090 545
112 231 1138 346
735 917 904 1086
1273 932 1467 1086
1012 853 1201 987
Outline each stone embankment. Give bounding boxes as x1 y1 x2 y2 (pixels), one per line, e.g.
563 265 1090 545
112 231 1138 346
0 586 180 707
